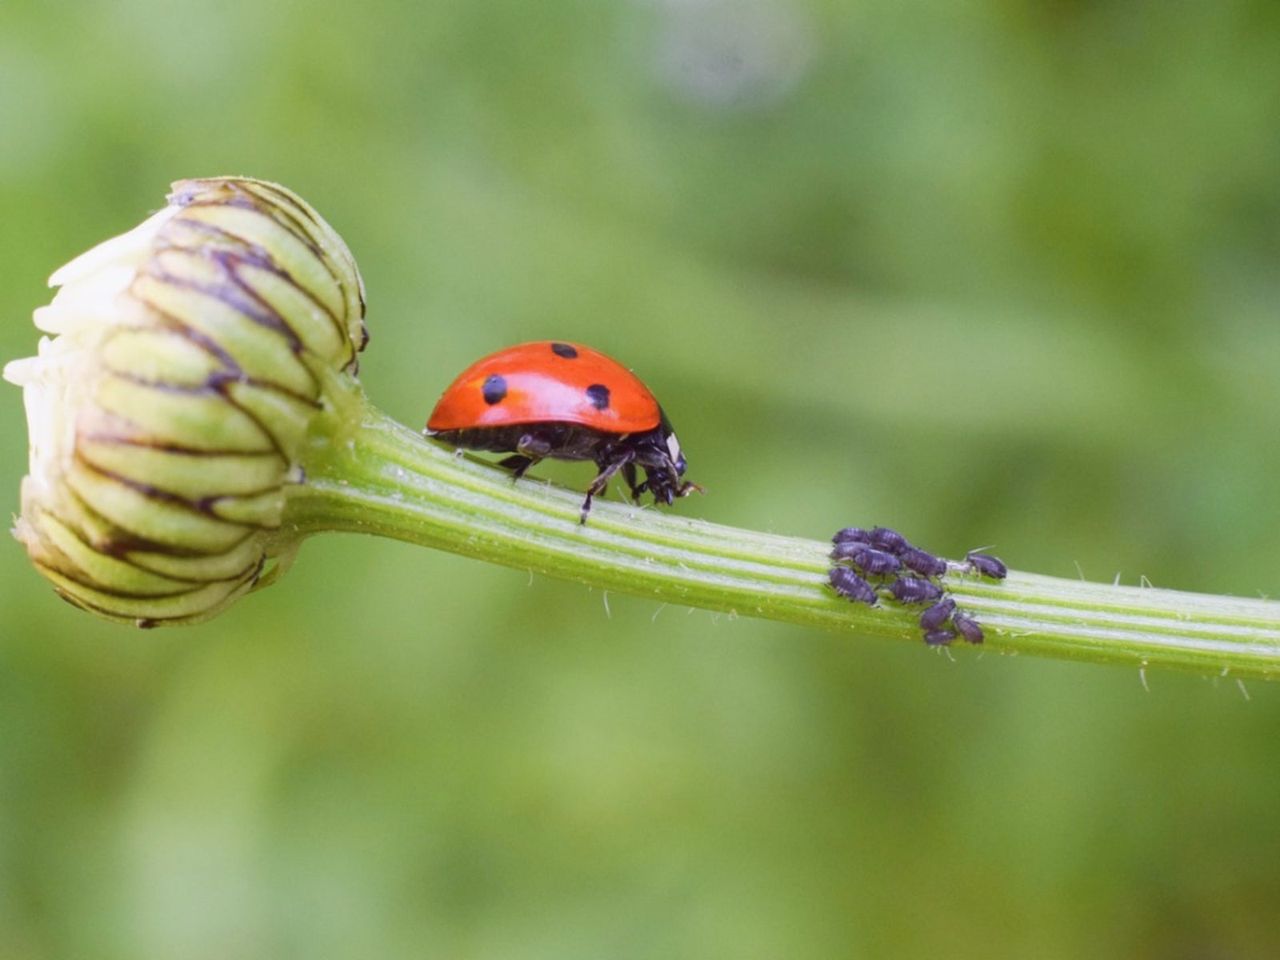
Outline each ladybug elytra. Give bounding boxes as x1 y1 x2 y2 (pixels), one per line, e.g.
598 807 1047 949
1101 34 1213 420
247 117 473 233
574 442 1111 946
425 341 698 522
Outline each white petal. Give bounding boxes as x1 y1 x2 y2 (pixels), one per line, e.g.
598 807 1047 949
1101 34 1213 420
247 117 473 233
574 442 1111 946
48 205 176 287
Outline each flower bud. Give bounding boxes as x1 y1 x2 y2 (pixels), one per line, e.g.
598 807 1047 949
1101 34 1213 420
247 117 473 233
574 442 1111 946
5 178 367 625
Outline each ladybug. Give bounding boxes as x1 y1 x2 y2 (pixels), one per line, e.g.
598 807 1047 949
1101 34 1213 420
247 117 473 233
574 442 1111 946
425 341 698 522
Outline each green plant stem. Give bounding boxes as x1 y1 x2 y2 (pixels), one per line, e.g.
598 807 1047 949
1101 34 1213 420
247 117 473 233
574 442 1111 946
282 374 1280 682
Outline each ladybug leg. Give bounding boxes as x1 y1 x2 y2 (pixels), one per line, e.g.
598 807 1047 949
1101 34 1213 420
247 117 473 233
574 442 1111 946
516 433 552 460
580 451 636 524
498 433 554 482
621 462 645 502
655 445 702 499
497 454 537 481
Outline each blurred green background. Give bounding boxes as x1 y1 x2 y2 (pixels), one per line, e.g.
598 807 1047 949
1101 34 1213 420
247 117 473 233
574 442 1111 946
3 0 1279 956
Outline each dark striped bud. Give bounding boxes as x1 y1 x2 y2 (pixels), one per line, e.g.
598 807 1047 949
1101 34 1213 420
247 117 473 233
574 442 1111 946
5 178 367 625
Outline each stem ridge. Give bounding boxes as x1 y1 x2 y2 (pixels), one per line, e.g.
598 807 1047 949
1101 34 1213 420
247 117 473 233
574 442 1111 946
285 381 1280 682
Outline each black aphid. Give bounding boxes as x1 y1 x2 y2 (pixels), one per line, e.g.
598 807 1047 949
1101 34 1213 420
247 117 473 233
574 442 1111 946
829 567 878 606
832 527 872 546
924 629 956 646
900 545 948 578
889 577 943 604
952 613 985 645
830 541 860 561
832 546 899 576
857 546 903 576
966 552 1008 580
868 526 910 554
919 597 956 631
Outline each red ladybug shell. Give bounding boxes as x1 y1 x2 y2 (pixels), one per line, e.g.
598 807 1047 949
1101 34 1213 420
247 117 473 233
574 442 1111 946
427 341 662 434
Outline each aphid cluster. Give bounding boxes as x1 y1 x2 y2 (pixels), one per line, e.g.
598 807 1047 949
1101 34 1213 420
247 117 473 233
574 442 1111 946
827 526 1006 647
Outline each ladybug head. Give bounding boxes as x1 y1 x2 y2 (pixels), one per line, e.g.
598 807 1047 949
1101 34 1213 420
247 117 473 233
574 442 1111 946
657 410 687 476
644 431 698 506
635 410 698 506
665 432 687 476
644 465 683 505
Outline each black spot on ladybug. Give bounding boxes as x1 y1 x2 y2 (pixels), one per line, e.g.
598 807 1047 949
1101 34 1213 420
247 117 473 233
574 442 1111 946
585 384 610 410
551 342 578 359
482 375 507 405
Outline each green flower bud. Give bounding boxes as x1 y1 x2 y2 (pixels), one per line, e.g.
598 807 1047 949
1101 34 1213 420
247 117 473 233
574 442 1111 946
5 177 367 626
